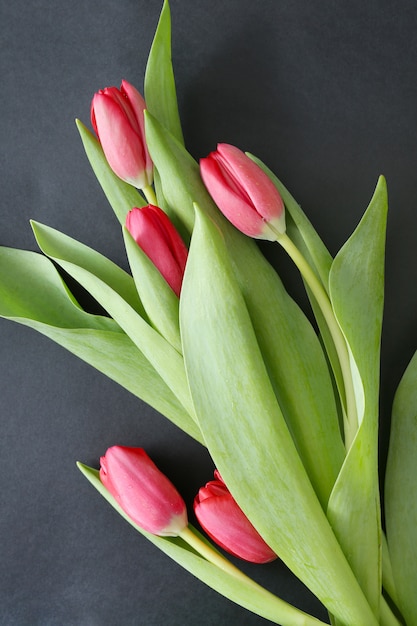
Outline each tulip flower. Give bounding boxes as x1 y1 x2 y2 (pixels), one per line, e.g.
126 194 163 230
200 143 286 241
99 446 188 537
91 79 153 189
125 205 188 297
194 471 277 563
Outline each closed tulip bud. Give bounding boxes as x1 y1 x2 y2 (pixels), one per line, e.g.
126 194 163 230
200 143 285 241
126 205 188 297
99 446 188 537
194 471 277 563
91 79 153 189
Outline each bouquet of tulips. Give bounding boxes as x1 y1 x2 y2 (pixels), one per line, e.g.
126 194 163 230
0 2 415 625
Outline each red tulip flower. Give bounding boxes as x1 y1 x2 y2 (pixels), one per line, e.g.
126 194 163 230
91 79 153 189
200 143 285 241
125 205 188 297
194 471 277 563
99 446 188 537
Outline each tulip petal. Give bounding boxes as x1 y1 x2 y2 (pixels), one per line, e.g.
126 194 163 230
76 119 146 225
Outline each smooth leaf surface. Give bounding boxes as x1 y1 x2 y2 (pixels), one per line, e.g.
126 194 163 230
327 177 388 617
145 116 345 504
385 350 417 626
0 247 197 435
180 208 377 626
123 227 181 352
78 464 328 626
144 0 184 144
36 253 195 420
32 220 146 317
76 119 146 224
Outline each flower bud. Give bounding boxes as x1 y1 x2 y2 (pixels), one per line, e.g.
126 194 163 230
200 143 285 241
91 79 153 189
99 446 188 537
194 471 277 563
125 205 188 297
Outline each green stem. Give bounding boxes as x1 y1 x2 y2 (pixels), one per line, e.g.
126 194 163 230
179 526 329 626
143 184 158 205
274 231 358 449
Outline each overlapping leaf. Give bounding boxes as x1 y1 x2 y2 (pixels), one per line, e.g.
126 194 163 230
180 207 377 626
0 247 196 436
327 177 388 617
385 351 417 625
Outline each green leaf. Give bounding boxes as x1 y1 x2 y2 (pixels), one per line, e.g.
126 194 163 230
144 0 184 144
327 176 388 616
31 220 146 317
77 463 328 626
76 119 145 224
123 227 181 353
145 114 345 505
180 208 377 626
0 247 199 438
33 249 195 420
385 350 417 625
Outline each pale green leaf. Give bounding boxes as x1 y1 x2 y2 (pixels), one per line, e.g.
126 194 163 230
0 247 198 437
145 113 345 505
385 350 417 625
144 0 184 144
180 208 377 626
31 220 146 317
34 252 195 420
327 176 388 616
76 119 146 224
123 227 181 353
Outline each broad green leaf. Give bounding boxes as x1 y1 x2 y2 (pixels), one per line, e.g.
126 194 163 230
327 177 387 617
145 113 344 505
180 208 377 626
31 220 146 318
0 247 199 438
78 464 328 626
144 0 184 144
35 252 195 420
123 227 181 353
385 350 417 625
76 119 146 224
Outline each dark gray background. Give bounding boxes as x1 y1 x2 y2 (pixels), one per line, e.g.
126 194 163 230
1 1 417 624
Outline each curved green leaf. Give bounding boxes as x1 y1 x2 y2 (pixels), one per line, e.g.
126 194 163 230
123 227 181 353
144 0 184 144
385 350 417 625
31 220 146 317
327 176 387 616
0 247 198 437
145 114 345 505
180 208 377 626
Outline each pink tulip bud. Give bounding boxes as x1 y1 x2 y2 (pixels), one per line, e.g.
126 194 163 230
91 79 153 189
125 205 188 297
99 446 188 537
200 143 286 241
194 470 277 563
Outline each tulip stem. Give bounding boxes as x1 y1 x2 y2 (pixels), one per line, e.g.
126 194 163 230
143 185 158 205
274 231 358 450
179 526 329 626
